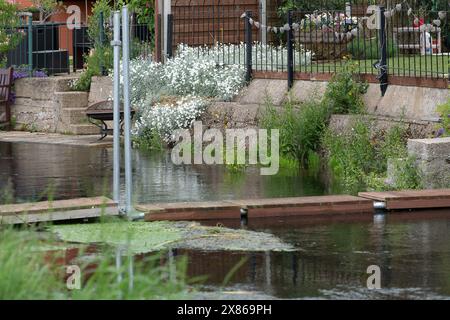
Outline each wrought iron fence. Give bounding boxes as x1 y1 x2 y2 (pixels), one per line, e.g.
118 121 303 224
2 11 154 76
169 0 449 89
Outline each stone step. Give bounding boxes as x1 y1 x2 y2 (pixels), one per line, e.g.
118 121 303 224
61 108 90 125
55 91 89 109
54 77 80 92
69 124 99 135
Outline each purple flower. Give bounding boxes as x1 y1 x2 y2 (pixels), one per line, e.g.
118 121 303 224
8 92 16 105
436 127 445 138
13 69 48 80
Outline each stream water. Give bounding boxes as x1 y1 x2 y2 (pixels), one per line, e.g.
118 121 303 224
1 141 450 299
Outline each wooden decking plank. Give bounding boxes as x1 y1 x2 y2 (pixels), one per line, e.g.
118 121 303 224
358 191 402 201
0 197 118 224
359 189 450 210
141 195 374 221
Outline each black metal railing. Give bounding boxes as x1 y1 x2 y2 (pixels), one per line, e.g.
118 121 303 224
3 11 154 77
169 0 449 90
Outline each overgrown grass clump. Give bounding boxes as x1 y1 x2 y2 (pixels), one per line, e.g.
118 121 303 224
0 226 189 300
260 60 422 192
322 118 422 192
261 99 330 167
261 61 367 168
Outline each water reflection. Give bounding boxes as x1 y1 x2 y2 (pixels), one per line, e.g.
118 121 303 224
0 142 330 204
178 214 450 299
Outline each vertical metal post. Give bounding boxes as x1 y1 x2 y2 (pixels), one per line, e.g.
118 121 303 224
245 11 252 83
287 10 294 90
112 11 121 205
27 15 33 76
259 0 267 44
99 11 105 46
99 11 106 76
155 14 162 62
378 6 388 96
166 14 173 58
122 6 133 214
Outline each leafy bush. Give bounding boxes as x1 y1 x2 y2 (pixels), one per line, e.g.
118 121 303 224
70 46 113 91
0 0 21 67
87 0 111 47
323 60 368 114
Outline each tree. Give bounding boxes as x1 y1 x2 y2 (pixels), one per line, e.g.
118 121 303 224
0 0 20 67
31 0 64 23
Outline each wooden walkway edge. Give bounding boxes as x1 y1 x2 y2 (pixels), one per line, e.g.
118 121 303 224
137 195 374 221
0 197 119 225
358 189 450 210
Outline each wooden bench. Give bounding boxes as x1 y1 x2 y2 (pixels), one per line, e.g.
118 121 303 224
0 67 14 129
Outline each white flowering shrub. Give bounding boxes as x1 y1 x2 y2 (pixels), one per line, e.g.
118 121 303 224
133 96 207 143
204 42 313 71
130 42 312 146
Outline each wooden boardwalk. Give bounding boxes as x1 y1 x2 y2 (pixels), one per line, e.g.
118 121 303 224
137 195 374 221
0 197 118 224
358 189 450 211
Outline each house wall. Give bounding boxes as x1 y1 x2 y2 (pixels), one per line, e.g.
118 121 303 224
171 0 281 49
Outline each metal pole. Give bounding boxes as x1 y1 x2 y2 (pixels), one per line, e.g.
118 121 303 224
99 11 106 76
287 10 294 90
122 6 133 214
111 11 121 205
166 14 173 59
27 14 33 77
245 11 252 83
378 6 388 96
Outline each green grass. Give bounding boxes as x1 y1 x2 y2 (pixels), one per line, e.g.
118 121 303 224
297 55 449 78
0 226 190 299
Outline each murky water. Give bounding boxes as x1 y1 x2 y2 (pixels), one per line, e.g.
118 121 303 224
186 214 450 299
2 142 450 299
0 141 333 203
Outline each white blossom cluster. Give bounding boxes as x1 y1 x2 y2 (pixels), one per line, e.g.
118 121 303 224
129 43 311 143
133 96 208 142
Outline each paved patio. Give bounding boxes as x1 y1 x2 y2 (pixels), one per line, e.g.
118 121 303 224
0 131 113 147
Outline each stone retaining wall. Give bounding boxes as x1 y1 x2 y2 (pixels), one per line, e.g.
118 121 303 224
10 76 106 135
408 137 450 189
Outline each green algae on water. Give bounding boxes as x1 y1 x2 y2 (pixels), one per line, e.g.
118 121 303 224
51 221 295 254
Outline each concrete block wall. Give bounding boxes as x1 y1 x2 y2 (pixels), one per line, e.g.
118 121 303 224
235 79 449 122
11 76 102 135
408 137 450 188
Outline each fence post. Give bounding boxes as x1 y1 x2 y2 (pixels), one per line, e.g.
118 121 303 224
287 10 294 90
98 11 106 75
378 6 388 96
166 13 173 58
155 13 162 62
27 15 33 76
245 10 253 83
